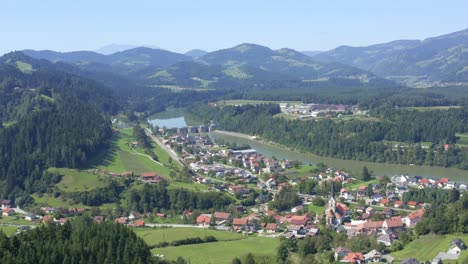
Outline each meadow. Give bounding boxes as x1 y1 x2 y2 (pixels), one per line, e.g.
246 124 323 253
391 233 468 263
151 236 279 264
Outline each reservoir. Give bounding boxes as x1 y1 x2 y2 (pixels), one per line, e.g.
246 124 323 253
148 108 188 128
210 130 468 183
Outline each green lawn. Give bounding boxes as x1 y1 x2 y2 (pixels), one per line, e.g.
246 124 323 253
51 168 107 192
16 61 33 73
391 233 468 262
308 203 325 214
456 133 468 147
0 216 34 226
135 227 243 247
0 226 18 236
152 236 279 264
343 178 379 190
285 164 317 179
31 193 85 208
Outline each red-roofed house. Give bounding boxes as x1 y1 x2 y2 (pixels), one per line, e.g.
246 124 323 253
115 217 128 225
94 216 105 224
407 201 418 208
404 209 424 227
383 216 403 234
2 208 14 216
394 200 404 208
132 220 145 227
342 252 364 263
214 212 232 223
140 172 164 183
1 200 11 209
42 215 53 223
57 218 68 225
233 218 249 230
289 215 310 226
379 198 390 207
265 223 279 233
196 214 212 226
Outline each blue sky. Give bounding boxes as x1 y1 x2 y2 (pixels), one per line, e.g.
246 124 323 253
1 0 467 54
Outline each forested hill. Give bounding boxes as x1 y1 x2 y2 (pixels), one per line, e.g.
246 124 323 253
0 217 167 264
313 28 468 87
0 54 114 201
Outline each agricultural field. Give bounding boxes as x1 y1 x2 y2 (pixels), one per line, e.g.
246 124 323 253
217 99 302 106
391 233 468 263
51 168 107 192
284 164 318 179
0 215 34 226
94 128 172 176
0 225 19 236
135 227 243 247
402 106 462 111
342 178 379 190
456 133 468 148
152 236 279 264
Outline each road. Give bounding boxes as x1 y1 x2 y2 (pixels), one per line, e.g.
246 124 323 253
145 223 208 228
145 128 184 167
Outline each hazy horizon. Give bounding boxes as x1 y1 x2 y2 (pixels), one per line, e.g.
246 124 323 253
1 0 467 55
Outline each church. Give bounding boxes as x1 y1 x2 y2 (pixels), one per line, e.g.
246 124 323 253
325 184 350 227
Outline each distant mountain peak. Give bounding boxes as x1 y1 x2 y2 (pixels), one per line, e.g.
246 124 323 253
95 44 161 55
185 49 208 58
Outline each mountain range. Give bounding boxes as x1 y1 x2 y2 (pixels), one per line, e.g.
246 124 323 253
10 28 468 88
312 28 468 87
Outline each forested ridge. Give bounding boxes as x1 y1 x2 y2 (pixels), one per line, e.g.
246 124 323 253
0 63 113 201
187 103 468 169
0 217 171 264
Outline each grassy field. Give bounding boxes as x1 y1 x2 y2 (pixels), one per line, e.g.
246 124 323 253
31 193 86 208
0 226 19 236
456 133 468 147
94 128 172 177
218 100 302 106
308 203 325 214
285 164 317 179
0 216 34 226
152 236 279 264
343 178 379 190
135 227 243 247
391 233 468 262
403 106 462 111
51 168 107 192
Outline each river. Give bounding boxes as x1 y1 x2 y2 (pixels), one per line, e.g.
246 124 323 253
209 130 468 183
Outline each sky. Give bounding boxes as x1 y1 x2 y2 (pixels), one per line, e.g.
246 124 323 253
1 0 467 55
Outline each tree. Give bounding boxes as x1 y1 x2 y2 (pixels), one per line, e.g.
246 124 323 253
245 253 256 264
277 242 289 264
232 257 242 264
361 166 372 181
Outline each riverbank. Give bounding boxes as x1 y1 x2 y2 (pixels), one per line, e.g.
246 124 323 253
210 130 468 183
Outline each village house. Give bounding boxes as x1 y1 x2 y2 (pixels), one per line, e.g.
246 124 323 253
232 218 249 231
115 217 128 225
382 216 403 234
131 220 145 227
448 238 467 254
94 216 105 224
214 212 232 224
363 250 382 262
196 214 212 226
1 200 11 209
2 208 15 216
335 247 352 261
140 172 164 184
264 223 279 233
25 213 38 221
289 214 310 226
342 252 364 263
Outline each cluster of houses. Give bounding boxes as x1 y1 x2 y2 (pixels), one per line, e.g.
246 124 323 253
280 103 358 119
391 175 467 191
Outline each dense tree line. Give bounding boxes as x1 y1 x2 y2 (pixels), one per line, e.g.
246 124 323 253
126 182 234 213
415 194 468 235
269 187 301 211
68 181 125 206
187 103 468 169
402 188 460 206
154 236 217 248
0 217 163 264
